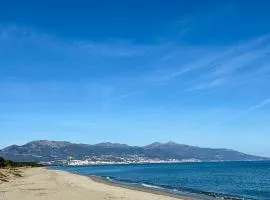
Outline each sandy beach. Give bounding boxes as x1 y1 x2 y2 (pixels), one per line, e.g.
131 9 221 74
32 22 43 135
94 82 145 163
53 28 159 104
0 167 189 200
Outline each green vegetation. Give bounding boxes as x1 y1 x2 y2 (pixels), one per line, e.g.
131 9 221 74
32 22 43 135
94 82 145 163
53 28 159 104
0 156 43 168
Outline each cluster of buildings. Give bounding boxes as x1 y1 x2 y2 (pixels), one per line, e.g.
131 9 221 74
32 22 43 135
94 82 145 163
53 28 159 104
41 155 200 166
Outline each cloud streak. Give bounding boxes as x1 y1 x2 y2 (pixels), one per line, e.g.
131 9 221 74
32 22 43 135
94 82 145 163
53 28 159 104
0 25 157 59
236 98 270 116
144 34 270 92
186 78 225 91
1 24 270 118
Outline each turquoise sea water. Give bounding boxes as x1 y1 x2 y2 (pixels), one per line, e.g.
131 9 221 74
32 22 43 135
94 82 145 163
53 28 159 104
51 161 270 200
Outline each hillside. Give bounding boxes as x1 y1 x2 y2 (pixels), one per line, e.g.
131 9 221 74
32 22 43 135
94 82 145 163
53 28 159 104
1 140 267 164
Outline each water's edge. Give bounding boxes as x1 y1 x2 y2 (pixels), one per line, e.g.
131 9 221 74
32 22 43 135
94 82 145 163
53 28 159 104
91 174 245 200
52 168 203 200
49 167 243 200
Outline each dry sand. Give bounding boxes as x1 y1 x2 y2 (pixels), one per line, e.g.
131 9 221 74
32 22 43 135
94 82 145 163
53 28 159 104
0 167 190 200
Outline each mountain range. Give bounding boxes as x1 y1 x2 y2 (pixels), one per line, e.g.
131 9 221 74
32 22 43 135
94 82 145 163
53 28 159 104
0 140 268 163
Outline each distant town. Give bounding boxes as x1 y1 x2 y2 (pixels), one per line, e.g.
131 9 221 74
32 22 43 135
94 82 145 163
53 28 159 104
41 155 200 166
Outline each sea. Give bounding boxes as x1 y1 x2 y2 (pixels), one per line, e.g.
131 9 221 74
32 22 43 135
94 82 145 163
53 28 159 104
51 161 270 200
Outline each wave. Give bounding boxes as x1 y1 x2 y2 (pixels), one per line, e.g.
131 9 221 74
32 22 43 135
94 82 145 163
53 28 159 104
99 175 246 200
141 183 163 189
105 178 246 200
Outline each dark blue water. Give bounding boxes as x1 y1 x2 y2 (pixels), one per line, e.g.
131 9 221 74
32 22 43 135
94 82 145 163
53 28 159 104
51 161 270 200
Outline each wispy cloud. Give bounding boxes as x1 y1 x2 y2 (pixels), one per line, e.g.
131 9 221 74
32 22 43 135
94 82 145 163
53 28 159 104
1 24 270 117
0 25 156 59
145 35 270 88
210 47 270 77
236 98 270 116
74 41 156 58
168 35 270 92
186 78 225 91
101 90 140 113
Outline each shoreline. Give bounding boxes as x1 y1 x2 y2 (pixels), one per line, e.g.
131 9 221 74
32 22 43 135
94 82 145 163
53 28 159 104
52 167 238 200
0 167 246 200
59 169 198 200
81 173 242 200
84 174 198 200
66 170 199 200
0 167 189 200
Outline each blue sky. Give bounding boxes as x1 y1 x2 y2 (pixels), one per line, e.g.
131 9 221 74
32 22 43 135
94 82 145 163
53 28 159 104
0 0 270 157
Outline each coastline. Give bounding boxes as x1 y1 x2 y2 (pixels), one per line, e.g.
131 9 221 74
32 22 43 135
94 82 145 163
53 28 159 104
51 164 247 200
86 175 198 200
67 170 198 200
67 171 222 200
0 167 192 200
69 173 241 200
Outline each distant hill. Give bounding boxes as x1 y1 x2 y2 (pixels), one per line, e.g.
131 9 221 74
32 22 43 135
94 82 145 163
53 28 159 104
1 140 267 163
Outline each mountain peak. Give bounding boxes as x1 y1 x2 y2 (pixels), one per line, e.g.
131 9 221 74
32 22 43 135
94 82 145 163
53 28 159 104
164 141 190 147
25 140 71 148
144 142 163 148
165 141 178 145
145 141 184 148
94 142 129 148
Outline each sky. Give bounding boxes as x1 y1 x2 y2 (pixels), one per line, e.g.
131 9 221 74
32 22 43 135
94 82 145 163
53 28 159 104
0 0 270 157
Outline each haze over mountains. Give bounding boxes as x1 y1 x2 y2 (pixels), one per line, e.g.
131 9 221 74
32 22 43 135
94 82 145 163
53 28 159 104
1 140 267 164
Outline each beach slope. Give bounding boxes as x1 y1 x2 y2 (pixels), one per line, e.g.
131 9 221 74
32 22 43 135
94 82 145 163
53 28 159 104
0 168 185 200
